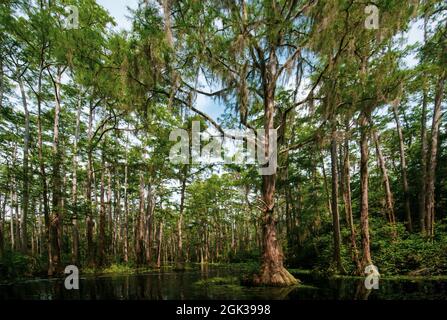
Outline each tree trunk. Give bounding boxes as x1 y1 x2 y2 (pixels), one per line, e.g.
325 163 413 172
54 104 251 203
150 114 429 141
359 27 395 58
419 16 429 234
35 59 51 273
8 142 18 252
0 195 6 258
145 184 155 264
321 154 332 216
18 77 30 254
330 127 345 273
37 206 43 255
135 173 145 265
157 221 163 268
425 71 446 237
392 100 412 232
30 197 36 256
10 186 15 251
33 0 48 265
14 78 30 254
98 149 106 267
0 57 3 108
107 167 113 252
114 177 120 257
14 186 20 251
359 112 372 269
175 166 187 270
284 161 292 245
60 163 66 256
123 158 129 263
254 50 298 286
372 130 397 239
420 83 428 234
86 103 95 266
71 92 81 265
341 126 361 273
49 67 63 276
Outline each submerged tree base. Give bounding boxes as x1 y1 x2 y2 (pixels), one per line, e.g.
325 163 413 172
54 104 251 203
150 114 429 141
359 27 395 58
253 265 300 287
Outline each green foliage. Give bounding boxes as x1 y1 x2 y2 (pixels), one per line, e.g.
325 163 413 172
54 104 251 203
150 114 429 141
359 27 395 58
102 264 135 274
0 251 43 280
228 249 260 263
288 216 447 276
374 228 447 275
194 276 239 286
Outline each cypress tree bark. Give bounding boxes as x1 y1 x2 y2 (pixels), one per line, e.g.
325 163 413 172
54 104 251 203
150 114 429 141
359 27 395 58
71 92 81 265
425 71 446 237
48 67 63 275
392 100 412 232
359 112 372 269
136 173 145 265
145 184 155 265
18 77 29 254
372 130 397 239
98 149 106 267
330 127 345 273
86 102 95 267
175 166 187 270
254 50 298 286
341 125 361 273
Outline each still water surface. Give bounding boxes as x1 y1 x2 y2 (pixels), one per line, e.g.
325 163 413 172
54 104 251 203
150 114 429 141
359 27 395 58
1 265 446 300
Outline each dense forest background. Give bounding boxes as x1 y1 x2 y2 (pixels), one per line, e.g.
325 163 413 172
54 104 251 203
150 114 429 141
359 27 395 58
0 0 446 286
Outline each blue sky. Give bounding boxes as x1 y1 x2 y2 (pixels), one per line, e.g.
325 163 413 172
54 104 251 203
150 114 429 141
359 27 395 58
96 0 139 31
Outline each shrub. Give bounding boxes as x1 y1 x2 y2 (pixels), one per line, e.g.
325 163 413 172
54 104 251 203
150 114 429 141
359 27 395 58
0 251 41 279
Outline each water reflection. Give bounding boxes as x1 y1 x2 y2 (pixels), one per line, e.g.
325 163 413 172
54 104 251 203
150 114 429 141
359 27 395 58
0 266 446 300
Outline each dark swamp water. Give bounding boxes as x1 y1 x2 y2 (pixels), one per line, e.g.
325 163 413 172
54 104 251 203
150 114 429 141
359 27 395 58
1 265 446 300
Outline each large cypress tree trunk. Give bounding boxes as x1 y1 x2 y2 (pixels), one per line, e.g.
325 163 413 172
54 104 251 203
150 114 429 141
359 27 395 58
254 50 297 286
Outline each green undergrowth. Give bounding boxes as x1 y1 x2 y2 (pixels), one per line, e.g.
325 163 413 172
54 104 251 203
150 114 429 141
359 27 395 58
83 263 157 275
287 218 447 277
194 276 240 286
